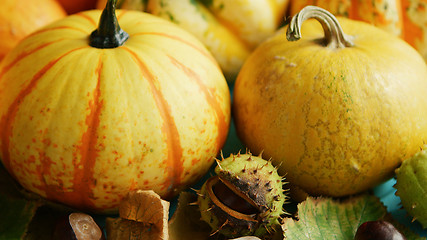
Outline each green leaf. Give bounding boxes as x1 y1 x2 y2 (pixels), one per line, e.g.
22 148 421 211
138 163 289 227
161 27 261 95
0 166 74 240
0 167 41 239
282 194 425 240
0 198 40 240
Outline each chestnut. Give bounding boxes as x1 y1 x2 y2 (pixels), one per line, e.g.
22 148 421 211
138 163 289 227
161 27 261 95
354 220 406 240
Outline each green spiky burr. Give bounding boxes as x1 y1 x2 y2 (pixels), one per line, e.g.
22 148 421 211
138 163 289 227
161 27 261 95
197 152 288 238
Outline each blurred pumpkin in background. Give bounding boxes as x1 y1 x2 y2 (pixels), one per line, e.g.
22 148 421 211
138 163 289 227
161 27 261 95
97 0 290 82
0 0 66 61
0 0 230 212
289 0 427 61
57 0 98 14
97 0 147 11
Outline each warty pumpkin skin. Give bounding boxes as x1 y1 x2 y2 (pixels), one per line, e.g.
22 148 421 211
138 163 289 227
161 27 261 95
0 2 230 212
233 6 427 197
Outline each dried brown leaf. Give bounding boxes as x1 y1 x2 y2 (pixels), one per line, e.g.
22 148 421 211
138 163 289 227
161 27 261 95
106 217 164 240
119 189 169 238
168 192 211 240
117 190 169 239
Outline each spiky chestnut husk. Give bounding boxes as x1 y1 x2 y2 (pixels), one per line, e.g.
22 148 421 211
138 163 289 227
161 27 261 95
197 153 288 238
394 147 427 228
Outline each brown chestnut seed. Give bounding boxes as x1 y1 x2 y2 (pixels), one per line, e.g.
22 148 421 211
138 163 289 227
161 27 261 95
213 179 259 215
354 220 406 240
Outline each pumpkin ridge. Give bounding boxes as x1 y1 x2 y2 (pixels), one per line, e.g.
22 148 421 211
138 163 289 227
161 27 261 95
28 26 92 39
64 54 104 210
0 46 87 182
122 46 184 199
401 0 424 47
349 0 360 20
167 55 229 152
0 39 67 78
75 12 98 27
130 32 219 68
116 9 128 20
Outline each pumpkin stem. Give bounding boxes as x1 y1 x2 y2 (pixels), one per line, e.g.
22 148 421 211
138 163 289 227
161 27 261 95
89 0 129 48
286 5 354 48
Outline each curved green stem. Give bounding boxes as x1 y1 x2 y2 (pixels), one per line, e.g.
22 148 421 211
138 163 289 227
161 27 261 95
89 0 129 49
286 5 354 49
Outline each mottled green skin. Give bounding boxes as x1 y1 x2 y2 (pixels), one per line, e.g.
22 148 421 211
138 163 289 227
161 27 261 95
198 153 287 238
395 149 427 228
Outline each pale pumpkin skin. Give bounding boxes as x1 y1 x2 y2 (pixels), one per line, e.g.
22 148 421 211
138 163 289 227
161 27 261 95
233 8 427 197
0 0 66 61
0 9 230 212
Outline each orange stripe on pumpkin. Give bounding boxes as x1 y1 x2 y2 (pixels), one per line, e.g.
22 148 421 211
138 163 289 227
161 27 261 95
62 54 104 210
117 10 128 20
27 26 91 38
349 0 361 20
75 12 98 27
122 47 184 199
130 32 219 68
0 46 87 185
401 0 424 47
168 55 229 153
0 39 66 78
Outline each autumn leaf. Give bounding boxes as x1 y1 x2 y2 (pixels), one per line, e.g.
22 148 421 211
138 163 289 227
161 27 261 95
0 166 41 239
282 194 425 240
106 217 162 240
169 192 211 240
107 190 169 240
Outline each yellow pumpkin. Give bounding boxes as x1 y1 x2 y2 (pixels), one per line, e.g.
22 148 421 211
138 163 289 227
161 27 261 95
289 0 427 61
0 0 230 212
233 6 427 197
97 0 290 82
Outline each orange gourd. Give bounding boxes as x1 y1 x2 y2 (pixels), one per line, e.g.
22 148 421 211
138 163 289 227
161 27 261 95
289 0 427 61
0 0 66 61
0 0 230 212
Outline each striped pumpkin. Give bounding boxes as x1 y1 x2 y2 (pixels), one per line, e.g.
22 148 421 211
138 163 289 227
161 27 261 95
0 0 230 212
289 0 427 61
